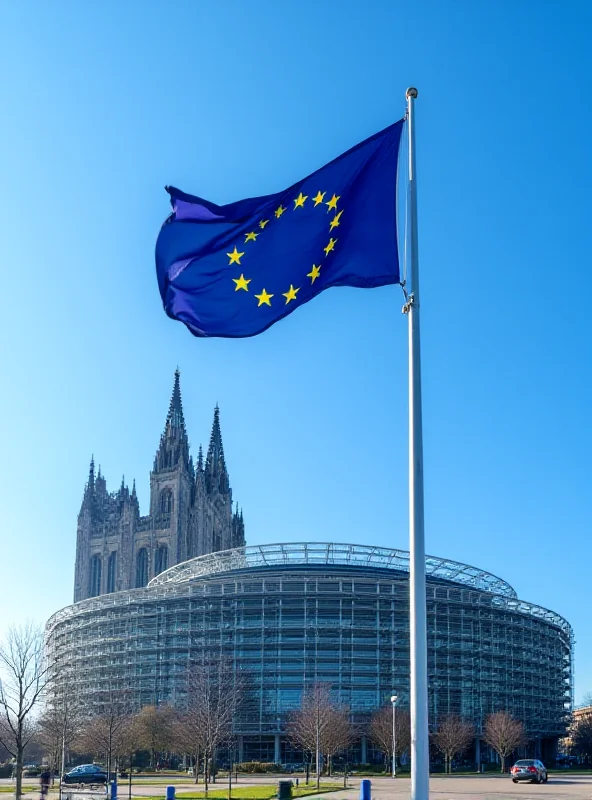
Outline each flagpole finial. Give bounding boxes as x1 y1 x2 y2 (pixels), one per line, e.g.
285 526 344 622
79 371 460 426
406 87 418 99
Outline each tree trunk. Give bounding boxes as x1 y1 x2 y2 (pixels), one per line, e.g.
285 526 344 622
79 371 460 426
316 725 320 791
129 753 133 800
501 755 506 773
15 744 23 800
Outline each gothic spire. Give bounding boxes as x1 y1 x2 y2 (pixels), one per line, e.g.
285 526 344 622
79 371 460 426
197 444 204 472
231 503 245 547
88 455 95 490
153 369 191 473
166 368 186 431
205 404 229 493
81 455 97 517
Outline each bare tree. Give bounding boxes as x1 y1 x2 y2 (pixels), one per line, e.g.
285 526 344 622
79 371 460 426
287 684 330 789
581 692 592 709
483 712 526 772
323 704 355 775
36 693 82 777
173 706 204 784
570 715 592 762
135 705 175 769
369 705 411 772
76 689 135 781
432 715 474 773
178 660 241 795
286 683 352 790
0 624 48 800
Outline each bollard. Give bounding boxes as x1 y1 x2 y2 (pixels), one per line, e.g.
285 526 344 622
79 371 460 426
166 787 176 800
110 780 117 800
359 779 371 800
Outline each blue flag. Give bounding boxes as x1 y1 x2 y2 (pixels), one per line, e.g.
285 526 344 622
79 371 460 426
155 119 404 338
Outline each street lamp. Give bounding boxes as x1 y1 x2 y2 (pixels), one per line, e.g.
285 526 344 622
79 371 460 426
390 695 398 778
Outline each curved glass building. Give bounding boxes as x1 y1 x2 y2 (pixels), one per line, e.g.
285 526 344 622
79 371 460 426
46 542 573 764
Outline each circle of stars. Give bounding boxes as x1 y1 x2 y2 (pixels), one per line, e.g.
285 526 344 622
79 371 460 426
226 189 343 307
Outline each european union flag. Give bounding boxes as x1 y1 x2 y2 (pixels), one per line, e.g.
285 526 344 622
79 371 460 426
155 119 404 338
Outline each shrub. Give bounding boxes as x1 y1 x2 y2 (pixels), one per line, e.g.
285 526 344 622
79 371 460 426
236 762 282 774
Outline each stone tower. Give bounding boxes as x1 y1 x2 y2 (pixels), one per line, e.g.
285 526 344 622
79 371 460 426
73 371 245 602
188 405 245 557
148 369 193 572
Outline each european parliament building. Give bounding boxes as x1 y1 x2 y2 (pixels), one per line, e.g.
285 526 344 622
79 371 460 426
46 372 573 766
47 540 573 765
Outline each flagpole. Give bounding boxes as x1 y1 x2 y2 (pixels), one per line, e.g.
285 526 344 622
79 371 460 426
405 86 429 800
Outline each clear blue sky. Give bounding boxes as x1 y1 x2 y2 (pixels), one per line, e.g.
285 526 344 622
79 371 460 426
2 1 591 701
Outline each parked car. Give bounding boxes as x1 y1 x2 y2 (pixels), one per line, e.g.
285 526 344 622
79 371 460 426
23 766 41 777
510 759 548 784
63 765 114 784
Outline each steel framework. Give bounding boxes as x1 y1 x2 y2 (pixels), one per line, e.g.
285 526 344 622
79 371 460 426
46 542 573 755
146 542 519 598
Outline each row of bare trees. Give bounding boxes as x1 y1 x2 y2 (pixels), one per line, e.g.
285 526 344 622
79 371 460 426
431 711 526 773
286 684 528 777
40 662 241 795
0 624 241 799
0 622 545 800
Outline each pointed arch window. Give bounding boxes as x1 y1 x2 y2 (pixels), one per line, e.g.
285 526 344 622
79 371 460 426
106 551 117 593
154 545 169 576
160 489 174 514
136 548 148 588
90 555 102 597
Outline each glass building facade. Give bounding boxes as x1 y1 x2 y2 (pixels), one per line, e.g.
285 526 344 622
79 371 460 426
46 543 573 762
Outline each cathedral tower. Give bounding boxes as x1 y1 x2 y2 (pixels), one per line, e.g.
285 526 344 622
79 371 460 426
73 370 245 601
145 369 193 583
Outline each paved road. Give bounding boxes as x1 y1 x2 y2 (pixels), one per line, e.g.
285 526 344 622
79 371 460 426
4 775 592 800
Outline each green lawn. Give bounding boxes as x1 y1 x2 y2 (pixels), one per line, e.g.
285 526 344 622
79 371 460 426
0 787 36 794
143 783 344 800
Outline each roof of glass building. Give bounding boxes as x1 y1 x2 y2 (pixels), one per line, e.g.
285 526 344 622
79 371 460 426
148 541 518 598
46 542 573 640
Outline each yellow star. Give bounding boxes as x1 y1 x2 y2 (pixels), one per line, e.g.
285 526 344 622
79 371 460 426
232 274 251 292
326 194 340 212
294 192 308 209
255 288 273 307
244 231 258 243
312 191 326 206
274 205 286 219
227 246 244 265
324 238 337 256
307 264 321 284
282 285 300 304
329 210 343 231
259 219 269 229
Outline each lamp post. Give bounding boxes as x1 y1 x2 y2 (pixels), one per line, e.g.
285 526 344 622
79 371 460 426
390 695 398 778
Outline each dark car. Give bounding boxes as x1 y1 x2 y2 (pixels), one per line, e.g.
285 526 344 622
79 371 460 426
510 759 548 784
63 765 113 784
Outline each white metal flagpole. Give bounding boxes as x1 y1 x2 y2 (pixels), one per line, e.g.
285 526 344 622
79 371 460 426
404 86 430 800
